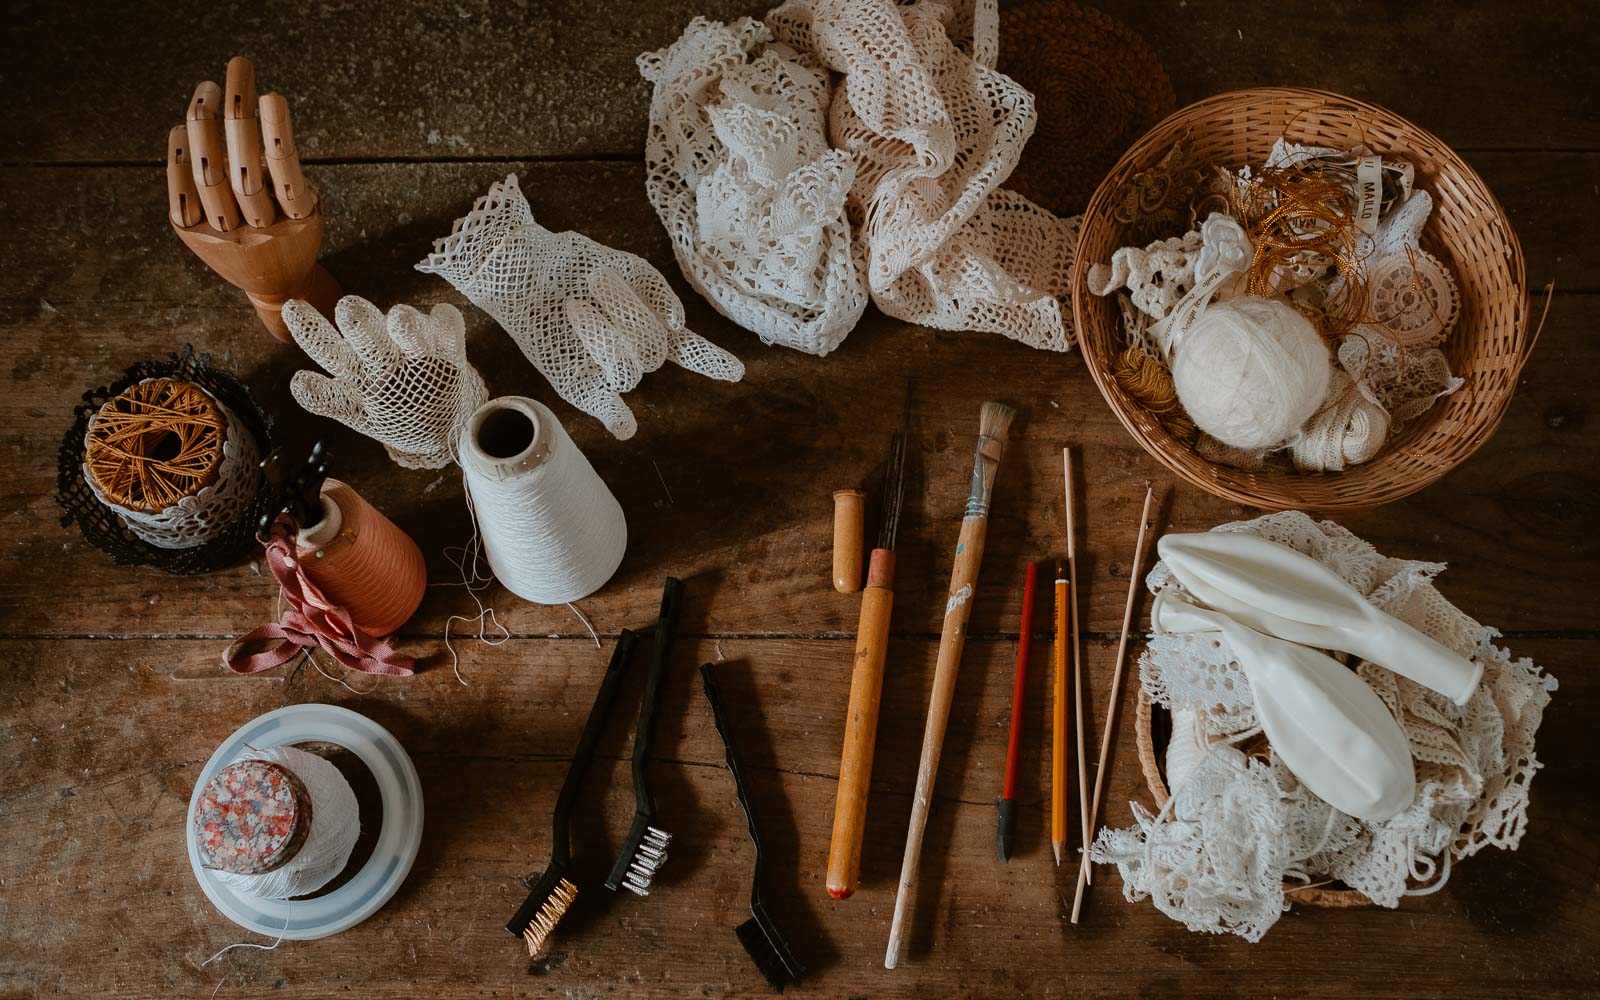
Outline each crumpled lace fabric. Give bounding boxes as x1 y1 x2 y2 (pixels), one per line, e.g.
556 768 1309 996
284 296 488 470
1092 511 1556 942
417 174 746 440
767 0 1080 350
639 17 867 356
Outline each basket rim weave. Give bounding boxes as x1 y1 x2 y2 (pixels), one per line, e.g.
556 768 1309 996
1071 87 1532 511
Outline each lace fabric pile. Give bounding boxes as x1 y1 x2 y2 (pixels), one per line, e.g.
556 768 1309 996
639 16 865 356
1088 140 1464 471
642 0 1079 354
1091 511 1557 942
417 174 746 440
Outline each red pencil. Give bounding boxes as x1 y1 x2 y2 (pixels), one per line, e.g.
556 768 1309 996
996 560 1037 861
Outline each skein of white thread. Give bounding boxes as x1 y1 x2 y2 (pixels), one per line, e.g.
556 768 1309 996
458 396 627 605
1165 706 1209 793
213 745 361 899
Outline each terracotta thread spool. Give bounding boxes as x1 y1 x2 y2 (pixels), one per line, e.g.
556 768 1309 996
296 479 427 637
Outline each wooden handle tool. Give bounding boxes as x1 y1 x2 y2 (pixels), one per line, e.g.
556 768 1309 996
885 402 1012 969
832 488 865 594
826 432 905 899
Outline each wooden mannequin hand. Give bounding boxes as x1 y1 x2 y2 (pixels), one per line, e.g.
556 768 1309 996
166 55 339 341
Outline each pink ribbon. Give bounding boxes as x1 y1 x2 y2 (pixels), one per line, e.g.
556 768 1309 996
223 515 415 676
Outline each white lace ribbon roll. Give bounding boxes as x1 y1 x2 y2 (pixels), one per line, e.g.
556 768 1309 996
213 745 361 900
458 396 627 605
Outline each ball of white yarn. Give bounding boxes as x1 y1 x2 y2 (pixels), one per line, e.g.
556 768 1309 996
1172 297 1331 451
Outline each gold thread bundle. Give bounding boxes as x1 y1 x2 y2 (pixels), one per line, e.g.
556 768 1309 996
84 379 225 512
1113 347 1197 443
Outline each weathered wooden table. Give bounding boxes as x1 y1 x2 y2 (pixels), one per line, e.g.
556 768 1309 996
3 2 1596 997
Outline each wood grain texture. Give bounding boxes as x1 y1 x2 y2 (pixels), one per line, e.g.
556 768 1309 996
2 0 1597 996
0 636 1593 998
4 1 1596 163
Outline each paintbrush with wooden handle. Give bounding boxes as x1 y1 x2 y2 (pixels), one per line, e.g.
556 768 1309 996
827 430 907 899
885 401 1014 970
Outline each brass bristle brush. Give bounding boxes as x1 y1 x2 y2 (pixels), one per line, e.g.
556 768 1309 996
508 629 639 955
885 401 1014 970
606 577 684 896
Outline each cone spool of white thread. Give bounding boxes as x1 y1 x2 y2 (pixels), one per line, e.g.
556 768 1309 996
459 396 627 604
194 745 361 899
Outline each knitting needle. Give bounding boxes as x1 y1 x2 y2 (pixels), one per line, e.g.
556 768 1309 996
1051 560 1067 867
1064 447 1091 884
1071 485 1156 923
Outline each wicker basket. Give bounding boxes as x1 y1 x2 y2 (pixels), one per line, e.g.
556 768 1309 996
1133 687 1368 908
1073 88 1533 511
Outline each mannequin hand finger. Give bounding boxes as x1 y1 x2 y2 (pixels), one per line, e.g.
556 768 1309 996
565 296 644 393
166 126 203 227
222 56 275 228
667 327 746 382
384 303 434 357
282 298 359 376
290 370 369 434
260 93 315 220
334 295 402 369
185 81 241 231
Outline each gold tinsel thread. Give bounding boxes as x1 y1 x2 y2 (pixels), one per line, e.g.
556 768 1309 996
1113 346 1198 443
84 379 226 513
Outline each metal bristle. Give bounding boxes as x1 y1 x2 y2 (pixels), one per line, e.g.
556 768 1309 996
878 430 906 551
522 878 578 956
621 826 672 896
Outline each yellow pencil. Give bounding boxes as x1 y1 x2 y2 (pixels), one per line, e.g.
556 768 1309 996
1051 561 1068 866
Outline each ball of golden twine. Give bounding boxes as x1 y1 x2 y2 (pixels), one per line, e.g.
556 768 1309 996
84 379 226 513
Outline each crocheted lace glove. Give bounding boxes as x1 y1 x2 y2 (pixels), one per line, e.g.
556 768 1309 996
283 295 488 469
417 174 745 440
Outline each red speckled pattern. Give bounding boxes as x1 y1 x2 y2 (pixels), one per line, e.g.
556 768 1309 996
192 758 312 876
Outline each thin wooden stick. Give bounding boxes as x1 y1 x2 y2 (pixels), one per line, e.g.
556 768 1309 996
885 402 1013 970
1071 484 1155 924
1064 447 1090 884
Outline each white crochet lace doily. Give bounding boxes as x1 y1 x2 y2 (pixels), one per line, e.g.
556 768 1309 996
417 174 745 440
83 383 260 550
767 0 1080 351
1091 511 1556 942
639 16 867 356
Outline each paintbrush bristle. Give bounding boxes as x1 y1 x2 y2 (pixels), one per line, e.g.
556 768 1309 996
979 401 1015 440
521 877 578 956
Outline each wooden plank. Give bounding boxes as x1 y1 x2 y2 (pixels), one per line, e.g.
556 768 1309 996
0 635 1593 998
4 1 1597 164
0 158 1594 637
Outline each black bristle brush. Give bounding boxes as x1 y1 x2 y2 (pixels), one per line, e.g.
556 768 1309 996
605 576 684 896
700 662 806 992
507 629 638 955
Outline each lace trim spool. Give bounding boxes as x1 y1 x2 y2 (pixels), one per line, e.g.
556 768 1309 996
82 379 259 549
297 480 428 638
196 745 361 900
459 396 627 605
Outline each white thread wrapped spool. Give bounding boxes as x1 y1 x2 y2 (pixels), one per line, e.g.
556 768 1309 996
1172 296 1331 451
196 745 361 900
459 396 627 604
